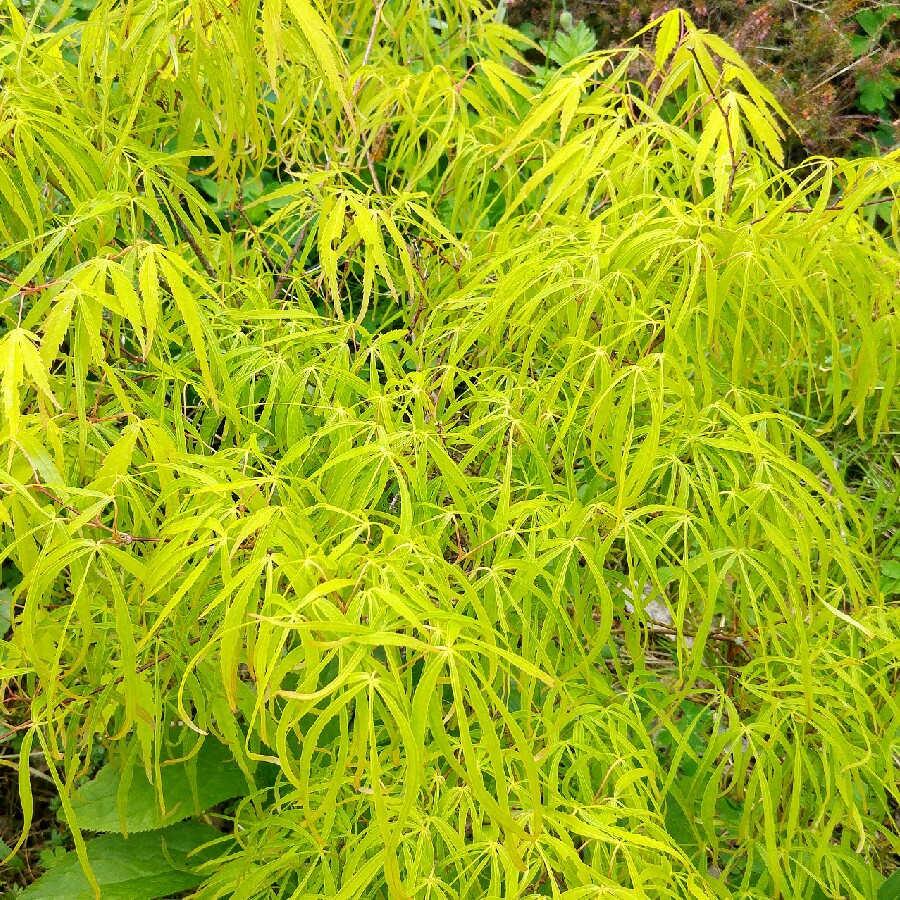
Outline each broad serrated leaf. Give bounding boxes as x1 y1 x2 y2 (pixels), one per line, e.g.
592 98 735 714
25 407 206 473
19 822 226 900
65 740 275 833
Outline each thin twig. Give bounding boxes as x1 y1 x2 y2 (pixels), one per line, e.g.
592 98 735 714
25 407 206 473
28 484 115 533
0 274 62 294
415 235 462 288
427 347 450 440
27 484 160 545
454 61 477 94
628 620 754 655
689 47 739 214
749 194 894 225
271 220 311 301
164 195 219 282
366 153 383 195
352 0 386 98
674 94 716 131
643 324 667 357
405 246 426 343
805 47 879 96
788 0 828 15
239 209 277 271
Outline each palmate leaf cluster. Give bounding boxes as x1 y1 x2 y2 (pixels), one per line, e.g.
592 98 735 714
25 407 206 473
0 0 899 897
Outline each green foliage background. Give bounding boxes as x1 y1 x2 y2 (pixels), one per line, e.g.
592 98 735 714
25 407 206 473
0 0 898 897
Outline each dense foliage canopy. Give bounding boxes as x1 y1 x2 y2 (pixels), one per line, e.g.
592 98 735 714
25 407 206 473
0 0 899 897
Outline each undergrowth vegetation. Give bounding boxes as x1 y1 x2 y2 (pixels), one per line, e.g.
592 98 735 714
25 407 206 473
0 0 899 897
507 0 900 159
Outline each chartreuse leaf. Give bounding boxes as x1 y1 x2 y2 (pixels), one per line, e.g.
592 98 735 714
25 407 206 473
20 822 226 900
1 3 899 900
0 328 59 437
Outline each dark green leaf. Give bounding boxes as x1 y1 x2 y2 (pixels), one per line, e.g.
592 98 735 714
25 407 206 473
880 868 900 900
20 822 226 900
65 740 273 833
